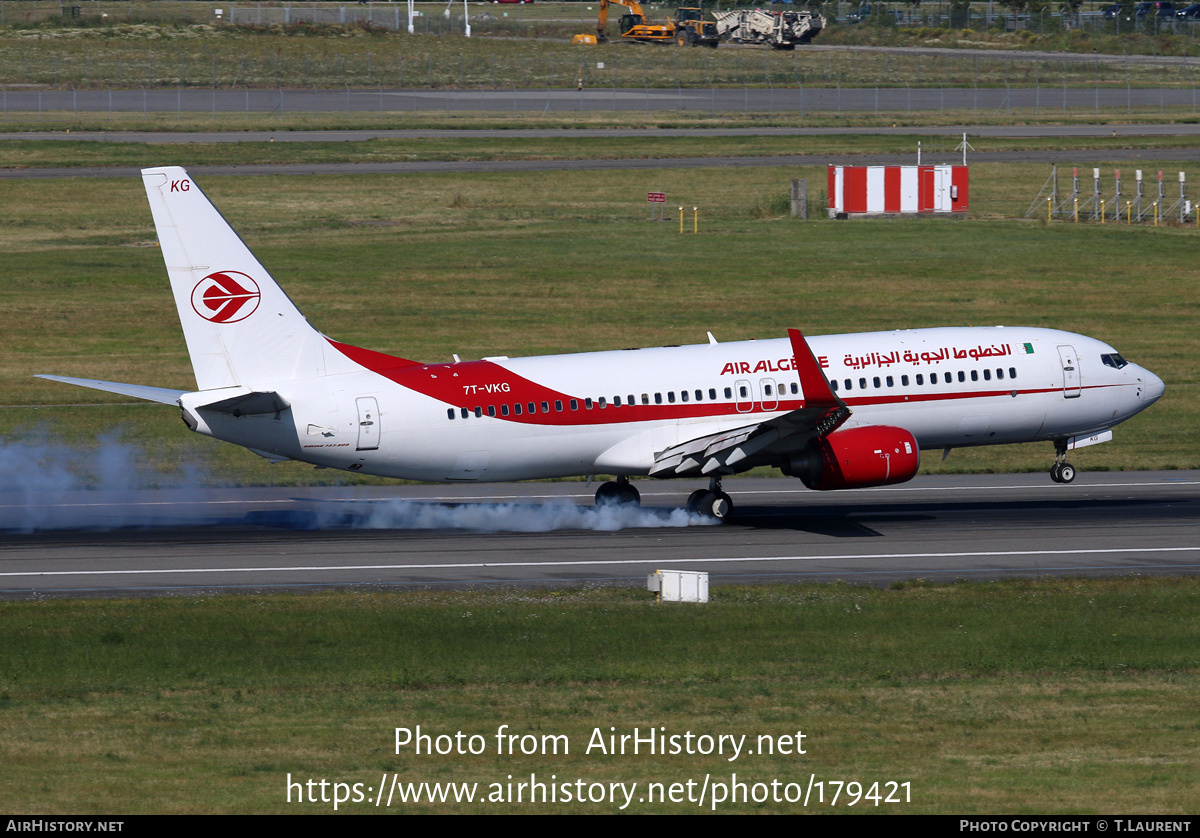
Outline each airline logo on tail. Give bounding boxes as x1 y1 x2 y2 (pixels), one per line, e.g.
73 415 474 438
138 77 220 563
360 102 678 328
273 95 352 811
191 271 261 323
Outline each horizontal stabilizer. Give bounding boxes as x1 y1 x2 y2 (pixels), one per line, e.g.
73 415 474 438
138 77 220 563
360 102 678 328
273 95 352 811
197 390 290 417
35 375 186 406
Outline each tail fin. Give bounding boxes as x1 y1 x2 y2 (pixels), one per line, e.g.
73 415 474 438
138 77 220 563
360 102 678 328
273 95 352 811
142 166 357 391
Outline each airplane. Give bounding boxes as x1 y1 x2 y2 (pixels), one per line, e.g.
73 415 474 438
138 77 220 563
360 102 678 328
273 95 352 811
38 166 1165 521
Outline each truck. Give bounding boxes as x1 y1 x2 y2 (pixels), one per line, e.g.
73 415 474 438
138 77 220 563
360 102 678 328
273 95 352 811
712 8 825 48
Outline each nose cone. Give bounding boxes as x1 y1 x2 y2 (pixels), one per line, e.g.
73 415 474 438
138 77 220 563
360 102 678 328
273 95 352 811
1140 368 1165 405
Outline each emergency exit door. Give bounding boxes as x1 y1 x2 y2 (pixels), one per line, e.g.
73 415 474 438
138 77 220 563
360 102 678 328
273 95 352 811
356 397 380 450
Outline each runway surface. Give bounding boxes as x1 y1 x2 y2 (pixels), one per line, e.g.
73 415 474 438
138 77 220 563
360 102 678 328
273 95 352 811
2 471 1197 598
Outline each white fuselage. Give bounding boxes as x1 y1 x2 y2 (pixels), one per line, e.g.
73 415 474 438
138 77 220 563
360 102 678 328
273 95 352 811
180 326 1164 484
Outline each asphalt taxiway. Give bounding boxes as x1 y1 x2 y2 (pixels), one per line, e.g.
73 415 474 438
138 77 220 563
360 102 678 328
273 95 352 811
1 471 1196 598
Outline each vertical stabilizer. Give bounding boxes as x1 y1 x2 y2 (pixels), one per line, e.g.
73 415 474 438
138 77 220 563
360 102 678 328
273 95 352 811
141 166 343 391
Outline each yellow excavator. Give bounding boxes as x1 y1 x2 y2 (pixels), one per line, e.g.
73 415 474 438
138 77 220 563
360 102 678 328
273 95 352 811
578 0 719 47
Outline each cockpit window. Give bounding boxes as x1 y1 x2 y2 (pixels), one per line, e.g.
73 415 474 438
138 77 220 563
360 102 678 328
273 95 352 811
1100 353 1128 369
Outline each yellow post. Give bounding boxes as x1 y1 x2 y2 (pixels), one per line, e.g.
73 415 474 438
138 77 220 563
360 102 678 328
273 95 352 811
693 207 698 234
1100 197 1104 225
1154 202 1159 227
679 206 684 234
1047 196 1052 224
1127 201 1131 224
1073 197 1078 223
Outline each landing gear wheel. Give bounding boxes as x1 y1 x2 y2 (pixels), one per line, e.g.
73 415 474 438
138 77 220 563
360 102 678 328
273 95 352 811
705 492 733 521
1058 462 1076 483
1050 463 1063 483
690 491 732 521
595 479 640 507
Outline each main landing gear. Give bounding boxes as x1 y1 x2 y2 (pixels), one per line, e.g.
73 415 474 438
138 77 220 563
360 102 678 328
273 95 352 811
1050 440 1076 484
685 477 734 521
594 476 734 521
595 476 641 507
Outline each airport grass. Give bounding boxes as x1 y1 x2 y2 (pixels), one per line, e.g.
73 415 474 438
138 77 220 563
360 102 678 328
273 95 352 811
4 18 1200 94
1 577 1198 813
9 132 1200 170
1 157 1196 483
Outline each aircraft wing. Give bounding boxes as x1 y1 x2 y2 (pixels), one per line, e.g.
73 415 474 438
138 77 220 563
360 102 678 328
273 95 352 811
34 375 187 406
648 329 850 478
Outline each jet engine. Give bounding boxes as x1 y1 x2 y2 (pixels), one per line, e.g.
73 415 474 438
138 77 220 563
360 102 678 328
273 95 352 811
782 425 920 491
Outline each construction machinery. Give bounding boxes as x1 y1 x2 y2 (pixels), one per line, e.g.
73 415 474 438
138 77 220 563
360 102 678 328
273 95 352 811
591 0 720 46
712 8 824 48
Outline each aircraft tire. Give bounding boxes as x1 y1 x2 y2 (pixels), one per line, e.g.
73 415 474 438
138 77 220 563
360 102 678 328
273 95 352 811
694 491 733 521
1050 463 1063 483
1058 463 1076 483
685 489 708 513
596 481 640 507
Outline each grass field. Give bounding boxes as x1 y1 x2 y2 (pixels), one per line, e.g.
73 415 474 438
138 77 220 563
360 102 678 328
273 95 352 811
7 132 1200 169
4 18 1200 92
1 577 1198 813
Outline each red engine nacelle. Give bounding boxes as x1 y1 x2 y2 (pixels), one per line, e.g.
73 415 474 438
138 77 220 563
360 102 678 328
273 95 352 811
782 425 920 491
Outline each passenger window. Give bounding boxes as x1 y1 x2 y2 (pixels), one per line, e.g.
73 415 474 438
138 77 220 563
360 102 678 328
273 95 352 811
542 401 550 413
528 402 536 414
461 407 469 419
642 394 650 405
696 389 703 401
886 376 894 387
915 374 923 386
930 373 938 384
901 375 909 386
570 399 578 411
831 379 839 392
723 388 731 399
996 368 1004 380
474 407 483 417
584 398 593 409
501 404 510 416
614 396 622 406
487 405 496 417
970 370 978 382
597 398 605 409
556 400 564 411
514 403 523 416
844 379 853 391
655 393 664 404
710 389 718 400
983 369 991 381
1009 367 1017 378
872 377 880 388
667 392 676 403
764 384 773 396
680 390 689 403
859 378 867 390
738 386 748 398
957 372 965 383
447 408 455 420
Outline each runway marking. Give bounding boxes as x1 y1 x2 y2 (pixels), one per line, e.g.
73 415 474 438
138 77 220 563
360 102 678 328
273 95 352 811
2 479 1196 509
2 546 1197 578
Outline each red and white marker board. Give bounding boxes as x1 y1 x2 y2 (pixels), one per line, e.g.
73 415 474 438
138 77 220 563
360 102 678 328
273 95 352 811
828 165 968 216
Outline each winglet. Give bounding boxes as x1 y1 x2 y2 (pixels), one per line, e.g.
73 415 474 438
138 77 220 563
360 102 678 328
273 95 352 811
788 329 843 410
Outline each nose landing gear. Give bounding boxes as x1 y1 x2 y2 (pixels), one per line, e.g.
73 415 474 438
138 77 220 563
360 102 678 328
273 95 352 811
1050 440 1076 483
